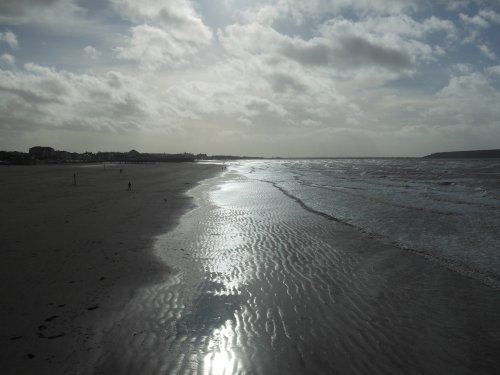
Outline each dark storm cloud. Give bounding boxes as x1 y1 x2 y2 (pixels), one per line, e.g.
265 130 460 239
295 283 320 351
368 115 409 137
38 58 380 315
337 35 413 70
278 35 412 71
279 42 331 66
267 72 308 93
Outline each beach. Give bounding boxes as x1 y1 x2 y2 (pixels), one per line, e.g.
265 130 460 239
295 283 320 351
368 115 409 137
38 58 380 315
93 159 499 375
0 162 219 375
2 159 500 375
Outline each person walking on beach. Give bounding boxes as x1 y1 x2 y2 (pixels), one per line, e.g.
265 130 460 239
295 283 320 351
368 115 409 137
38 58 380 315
127 181 132 191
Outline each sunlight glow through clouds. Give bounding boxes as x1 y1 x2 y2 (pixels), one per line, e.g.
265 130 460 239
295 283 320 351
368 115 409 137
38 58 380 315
1 0 500 155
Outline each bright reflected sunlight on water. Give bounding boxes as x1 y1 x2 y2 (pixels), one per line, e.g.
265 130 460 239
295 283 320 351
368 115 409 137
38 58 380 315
203 321 240 375
93 160 500 374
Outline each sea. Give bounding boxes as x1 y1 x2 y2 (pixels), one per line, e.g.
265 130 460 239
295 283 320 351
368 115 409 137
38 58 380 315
95 158 500 375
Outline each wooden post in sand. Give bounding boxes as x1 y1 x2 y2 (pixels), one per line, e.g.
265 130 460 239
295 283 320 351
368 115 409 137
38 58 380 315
73 173 77 186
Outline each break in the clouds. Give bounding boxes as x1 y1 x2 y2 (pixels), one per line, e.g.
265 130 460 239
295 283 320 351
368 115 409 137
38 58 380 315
1 0 500 156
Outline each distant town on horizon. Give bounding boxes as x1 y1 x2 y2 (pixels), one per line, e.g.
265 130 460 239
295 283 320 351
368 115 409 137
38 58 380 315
0 146 265 165
0 146 499 165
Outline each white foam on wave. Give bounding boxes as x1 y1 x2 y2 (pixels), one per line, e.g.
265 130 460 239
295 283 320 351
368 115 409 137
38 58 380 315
238 159 500 287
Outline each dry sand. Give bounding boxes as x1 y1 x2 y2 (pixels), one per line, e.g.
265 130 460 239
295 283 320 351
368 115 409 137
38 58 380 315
0 162 219 375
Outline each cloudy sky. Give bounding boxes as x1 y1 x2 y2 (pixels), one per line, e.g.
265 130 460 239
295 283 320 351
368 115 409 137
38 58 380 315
1 0 500 156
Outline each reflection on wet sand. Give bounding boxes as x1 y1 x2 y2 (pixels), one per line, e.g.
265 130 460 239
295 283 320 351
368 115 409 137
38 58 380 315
94 169 500 375
203 323 240 374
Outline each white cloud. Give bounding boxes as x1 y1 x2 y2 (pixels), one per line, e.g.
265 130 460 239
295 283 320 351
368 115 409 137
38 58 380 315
450 63 474 75
112 0 213 70
359 15 457 39
219 20 418 76
478 9 500 24
111 0 211 35
437 72 495 98
273 0 418 19
439 1 469 11
419 72 500 136
460 13 490 28
459 9 500 45
219 13 449 82
0 64 162 134
116 24 211 70
486 65 500 76
0 0 82 26
479 44 496 60
0 31 18 49
302 119 322 127
83 46 99 60
2 0 500 155
0 53 15 67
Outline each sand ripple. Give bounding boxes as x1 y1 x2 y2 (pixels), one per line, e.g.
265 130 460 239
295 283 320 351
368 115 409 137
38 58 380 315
93 174 500 375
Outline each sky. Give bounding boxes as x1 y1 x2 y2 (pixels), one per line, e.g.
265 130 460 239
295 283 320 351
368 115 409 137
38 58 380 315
1 0 500 157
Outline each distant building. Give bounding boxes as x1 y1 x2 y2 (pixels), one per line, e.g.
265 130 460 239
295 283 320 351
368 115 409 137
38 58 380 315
29 146 55 159
128 149 141 157
96 152 119 162
81 152 95 161
53 150 70 160
123 149 142 161
0 151 35 165
16 146 195 163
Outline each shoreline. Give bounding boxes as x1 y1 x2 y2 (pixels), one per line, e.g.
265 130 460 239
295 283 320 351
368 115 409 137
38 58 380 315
0 162 220 374
4 160 500 374
91 165 500 374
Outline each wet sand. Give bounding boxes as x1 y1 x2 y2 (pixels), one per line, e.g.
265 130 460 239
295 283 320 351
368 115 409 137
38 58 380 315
91 169 500 375
3 161 500 374
0 162 219 375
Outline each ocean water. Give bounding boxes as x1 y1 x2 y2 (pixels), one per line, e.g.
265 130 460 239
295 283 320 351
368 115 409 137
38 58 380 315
94 159 500 375
239 158 500 286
